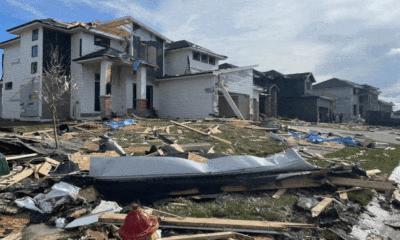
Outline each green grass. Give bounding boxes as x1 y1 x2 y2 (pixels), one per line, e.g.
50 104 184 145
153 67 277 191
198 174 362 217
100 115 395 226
309 144 400 175
348 189 374 206
0 119 53 133
154 194 298 222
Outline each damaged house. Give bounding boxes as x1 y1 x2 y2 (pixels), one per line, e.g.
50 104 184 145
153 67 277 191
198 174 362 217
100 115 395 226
254 71 334 122
0 16 261 121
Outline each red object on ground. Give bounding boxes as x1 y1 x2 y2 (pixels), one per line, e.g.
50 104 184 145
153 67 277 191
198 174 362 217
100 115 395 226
141 100 147 109
119 203 159 240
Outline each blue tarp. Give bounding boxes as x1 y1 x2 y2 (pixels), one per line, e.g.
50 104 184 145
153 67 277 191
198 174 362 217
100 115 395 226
290 132 302 139
326 136 357 147
303 132 357 147
133 60 144 70
104 119 135 128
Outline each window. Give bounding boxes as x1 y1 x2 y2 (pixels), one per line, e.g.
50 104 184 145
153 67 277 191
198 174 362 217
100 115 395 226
5 82 12 90
193 51 200 61
32 45 38 57
353 88 357 95
79 39 82 57
306 82 311 91
106 82 111 95
31 62 37 74
209 57 215 65
32 29 38 41
201 54 208 63
94 36 110 47
353 104 357 116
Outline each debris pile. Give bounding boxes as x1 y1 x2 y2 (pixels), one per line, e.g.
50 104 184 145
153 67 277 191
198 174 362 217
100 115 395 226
0 117 399 239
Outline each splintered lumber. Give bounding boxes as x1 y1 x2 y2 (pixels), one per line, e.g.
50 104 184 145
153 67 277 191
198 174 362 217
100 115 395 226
311 197 333 217
0 168 34 190
170 188 200 196
188 152 208 163
244 125 277 131
160 232 254 240
328 177 395 190
5 153 38 161
218 81 245 120
99 213 315 230
141 127 152 137
335 187 363 194
288 126 309 134
170 144 185 152
37 162 52 176
337 187 348 200
23 128 54 135
171 121 232 144
366 169 381 177
272 189 287 199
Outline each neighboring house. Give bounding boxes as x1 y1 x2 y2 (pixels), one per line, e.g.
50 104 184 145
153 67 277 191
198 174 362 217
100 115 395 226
253 70 281 118
313 78 392 121
265 72 334 122
0 17 260 121
313 78 361 121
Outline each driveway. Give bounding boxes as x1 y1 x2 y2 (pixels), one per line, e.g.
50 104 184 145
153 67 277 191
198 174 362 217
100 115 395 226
295 126 400 144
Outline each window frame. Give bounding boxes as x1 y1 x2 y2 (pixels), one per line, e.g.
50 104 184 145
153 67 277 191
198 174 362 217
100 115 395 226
5 82 12 90
209 56 215 65
353 88 357 95
353 104 357 116
32 45 38 58
306 81 311 91
79 39 82 57
201 54 208 63
32 29 38 41
193 51 200 61
31 62 37 74
94 35 110 48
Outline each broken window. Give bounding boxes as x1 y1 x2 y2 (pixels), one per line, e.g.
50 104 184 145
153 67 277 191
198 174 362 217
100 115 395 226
353 104 357 116
31 62 37 74
32 29 38 41
106 83 111 95
94 35 110 47
201 54 208 63
5 82 12 90
209 57 215 65
193 51 200 61
32 45 38 57
353 88 357 95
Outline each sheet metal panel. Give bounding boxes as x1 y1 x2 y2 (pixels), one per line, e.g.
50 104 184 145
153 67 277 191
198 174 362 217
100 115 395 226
90 149 319 180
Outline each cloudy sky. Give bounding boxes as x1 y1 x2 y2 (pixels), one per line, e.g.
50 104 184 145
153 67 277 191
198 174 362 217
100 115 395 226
1 0 400 110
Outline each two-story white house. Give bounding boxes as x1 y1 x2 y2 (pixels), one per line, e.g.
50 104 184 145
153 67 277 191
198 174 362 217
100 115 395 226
0 16 261 121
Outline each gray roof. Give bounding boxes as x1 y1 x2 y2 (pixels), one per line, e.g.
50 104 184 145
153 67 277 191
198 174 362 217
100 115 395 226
313 78 360 89
167 40 227 59
264 70 284 79
283 72 316 83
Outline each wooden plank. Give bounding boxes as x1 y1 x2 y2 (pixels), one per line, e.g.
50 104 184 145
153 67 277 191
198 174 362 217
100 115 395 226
366 169 381 177
44 157 60 167
170 144 185 152
23 129 54 135
288 127 309 134
328 177 395 190
171 121 232 145
0 168 34 190
2 232 22 240
170 188 200 196
141 127 152 137
218 81 245 120
311 197 333 217
38 162 52 176
272 189 286 199
188 152 208 164
160 232 254 240
335 187 363 194
338 187 348 200
5 153 38 161
99 214 315 230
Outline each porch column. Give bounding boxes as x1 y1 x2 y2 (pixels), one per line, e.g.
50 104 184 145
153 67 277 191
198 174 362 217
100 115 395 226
136 65 147 109
100 60 112 119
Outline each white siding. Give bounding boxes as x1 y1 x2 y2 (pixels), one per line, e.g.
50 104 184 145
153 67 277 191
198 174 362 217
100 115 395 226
313 87 359 121
2 26 43 120
165 49 219 76
156 76 215 119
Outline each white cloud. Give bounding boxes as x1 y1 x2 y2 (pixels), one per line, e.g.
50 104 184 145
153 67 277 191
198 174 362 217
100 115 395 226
387 48 400 56
6 0 45 19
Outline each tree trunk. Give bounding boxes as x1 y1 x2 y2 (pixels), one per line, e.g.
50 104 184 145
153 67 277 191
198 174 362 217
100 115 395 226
53 107 59 149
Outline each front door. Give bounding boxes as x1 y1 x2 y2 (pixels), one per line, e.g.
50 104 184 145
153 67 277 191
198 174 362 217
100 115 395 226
146 85 153 109
94 74 100 111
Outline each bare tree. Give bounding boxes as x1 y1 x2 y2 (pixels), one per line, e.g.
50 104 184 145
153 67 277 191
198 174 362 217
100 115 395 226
42 46 75 148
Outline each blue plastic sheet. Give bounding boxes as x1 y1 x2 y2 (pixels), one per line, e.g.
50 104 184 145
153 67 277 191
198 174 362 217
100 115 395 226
133 60 144 70
306 133 325 143
326 136 357 147
290 132 301 139
103 119 135 128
